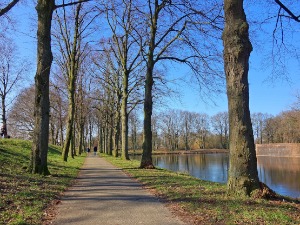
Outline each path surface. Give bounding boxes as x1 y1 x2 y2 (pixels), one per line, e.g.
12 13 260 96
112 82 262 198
51 155 186 225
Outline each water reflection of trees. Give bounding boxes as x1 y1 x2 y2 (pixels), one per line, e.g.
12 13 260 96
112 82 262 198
152 154 300 198
153 153 229 183
258 156 300 171
257 157 300 197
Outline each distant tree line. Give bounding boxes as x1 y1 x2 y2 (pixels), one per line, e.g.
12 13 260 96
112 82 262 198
9 89 300 151
252 110 300 144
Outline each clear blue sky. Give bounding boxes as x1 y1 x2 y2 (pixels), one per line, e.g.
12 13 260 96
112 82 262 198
167 42 300 116
7 1 300 117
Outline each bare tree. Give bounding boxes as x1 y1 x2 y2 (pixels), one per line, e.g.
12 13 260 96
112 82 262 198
53 3 86 161
160 110 181 151
90 46 123 156
211 112 229 149
0 40 26 138
8 85 35 139
75 70 90 155
49 81 68 146
30 0 90 175
128 109 141 152
251 112 269 144
140 0 223 168
99 0 144 160
223 0 260 196
194 113 210 149
180 111 194 151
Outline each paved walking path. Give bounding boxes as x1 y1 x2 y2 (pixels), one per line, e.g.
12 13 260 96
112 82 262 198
51 155 186 225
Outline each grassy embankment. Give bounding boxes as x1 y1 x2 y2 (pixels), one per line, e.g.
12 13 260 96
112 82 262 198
102 154 300 225
1 138 300 224
0 139 85 225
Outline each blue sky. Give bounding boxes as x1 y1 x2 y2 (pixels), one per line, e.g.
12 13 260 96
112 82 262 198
6 1 300 117
168 40 300 116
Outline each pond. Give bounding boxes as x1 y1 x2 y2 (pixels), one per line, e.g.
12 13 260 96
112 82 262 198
132 153 300 199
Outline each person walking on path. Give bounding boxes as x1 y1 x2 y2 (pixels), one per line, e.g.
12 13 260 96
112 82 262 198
86 147 90 156
50 156 186 225
93 146 97 156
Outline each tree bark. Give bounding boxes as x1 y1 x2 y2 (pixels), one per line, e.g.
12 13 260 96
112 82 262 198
121 72 129 160
30 0 54 175
139 0 160 169
1 96 8 138
62 93 75 161
223 0 260 196
99 125 103 153
61 3 81 161
113 106 121 157
140 63 154 168
109 118 113 155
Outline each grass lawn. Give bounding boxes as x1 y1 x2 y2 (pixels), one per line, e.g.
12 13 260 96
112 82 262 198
0 139 85 225
0 138 299 225
102 154 300 225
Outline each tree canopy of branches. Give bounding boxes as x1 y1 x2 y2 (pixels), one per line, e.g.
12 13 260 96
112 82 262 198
140 0 223 168
101 0 144 160
53 2 86 161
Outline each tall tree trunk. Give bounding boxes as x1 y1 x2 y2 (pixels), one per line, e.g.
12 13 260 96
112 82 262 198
185 120 189 151
71 122 76 158
140 0 160 169
140 64 154 168
50 121 55 144
104 118 109 154
61 4 81 161
60 118 64 147
121 109 128 159
30 0 54 175
62 95 75 161
223 0 260 196
1 96 8 138
99 125 103 153
121 73 129 160
55 124 59 145
79 121 84 154
114 109 121 157
132 123 137 152
109 121 113 155
89 117 92 150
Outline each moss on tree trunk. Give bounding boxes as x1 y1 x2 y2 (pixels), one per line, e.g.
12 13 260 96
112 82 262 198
222 0 260 196
30 0 54 175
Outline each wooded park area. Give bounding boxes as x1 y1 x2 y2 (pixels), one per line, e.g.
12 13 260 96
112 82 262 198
1 0 300 198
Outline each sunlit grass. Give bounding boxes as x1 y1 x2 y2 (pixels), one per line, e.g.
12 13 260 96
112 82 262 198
0 139 85 225
103 154 300 225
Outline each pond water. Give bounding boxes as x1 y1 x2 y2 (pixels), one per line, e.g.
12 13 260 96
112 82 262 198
132 153 300 199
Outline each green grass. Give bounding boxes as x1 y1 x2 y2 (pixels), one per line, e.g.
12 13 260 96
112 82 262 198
1 140 299 225
102 154 300 225
0 139 85 225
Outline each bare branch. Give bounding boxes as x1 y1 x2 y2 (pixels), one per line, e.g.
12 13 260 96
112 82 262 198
274 0 300 22
54 0 91 10
0 0 20 17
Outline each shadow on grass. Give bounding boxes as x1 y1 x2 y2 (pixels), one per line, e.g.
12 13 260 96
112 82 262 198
0 147 30 162
48 146 62 155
